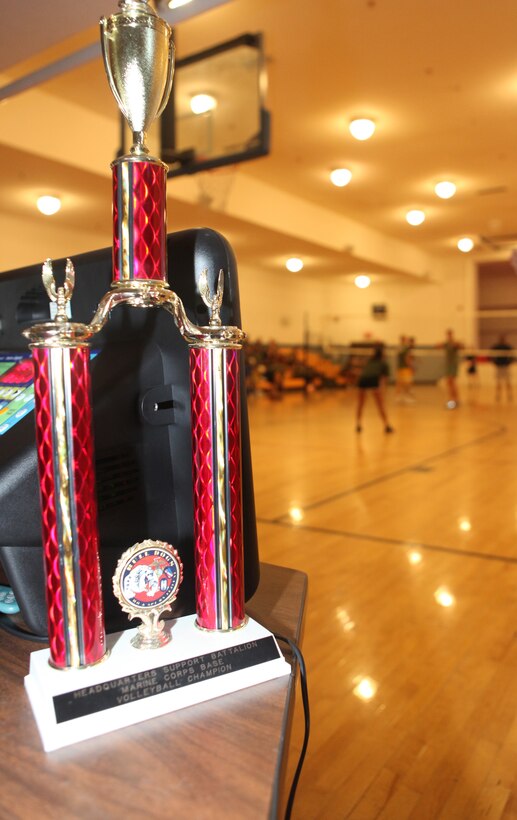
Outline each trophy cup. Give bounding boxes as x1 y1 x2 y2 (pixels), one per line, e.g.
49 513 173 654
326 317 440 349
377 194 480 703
100 0 174 289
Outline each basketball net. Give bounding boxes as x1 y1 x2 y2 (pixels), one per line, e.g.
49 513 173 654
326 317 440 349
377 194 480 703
196 166 237 212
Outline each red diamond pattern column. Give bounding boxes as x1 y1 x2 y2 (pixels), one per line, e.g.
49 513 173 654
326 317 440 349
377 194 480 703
112 159 167 286
190 348 217 630
32 346 106 669
69 348 106 666
189 347 246 631
225 349 245 626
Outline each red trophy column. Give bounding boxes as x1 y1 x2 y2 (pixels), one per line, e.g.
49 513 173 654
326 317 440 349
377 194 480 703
25 261 107 669
188 272 247 631
112 157 167 287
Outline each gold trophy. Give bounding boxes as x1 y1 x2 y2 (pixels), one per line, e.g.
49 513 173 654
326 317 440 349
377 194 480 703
100 1 174 288
100 0 174 157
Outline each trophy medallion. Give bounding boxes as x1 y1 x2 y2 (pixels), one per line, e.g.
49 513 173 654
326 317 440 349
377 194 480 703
113 539 183 649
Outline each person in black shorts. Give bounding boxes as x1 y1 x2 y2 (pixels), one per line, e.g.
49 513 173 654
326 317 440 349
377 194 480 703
356 343 394 433
491 334 513 402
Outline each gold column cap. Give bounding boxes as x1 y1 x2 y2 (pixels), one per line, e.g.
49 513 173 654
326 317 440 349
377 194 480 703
22 259 93 348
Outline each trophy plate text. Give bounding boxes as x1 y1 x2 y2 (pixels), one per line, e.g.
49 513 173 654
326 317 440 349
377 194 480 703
24 615 290 752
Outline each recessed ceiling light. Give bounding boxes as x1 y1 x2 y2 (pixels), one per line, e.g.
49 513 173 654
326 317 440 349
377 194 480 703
349 118 376 141
168 0 193 8
190 93 217 115
37 195 61 216
354 274 371 289
434 181 457 199
406 209 426 226
330 168 352 187
457 237 474 253
286 257 304 273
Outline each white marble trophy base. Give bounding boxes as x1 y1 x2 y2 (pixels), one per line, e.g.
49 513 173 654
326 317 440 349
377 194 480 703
25 615 291 753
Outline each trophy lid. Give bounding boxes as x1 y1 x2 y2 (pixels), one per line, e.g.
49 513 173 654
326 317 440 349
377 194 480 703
118 0 157 13
115 0 161 20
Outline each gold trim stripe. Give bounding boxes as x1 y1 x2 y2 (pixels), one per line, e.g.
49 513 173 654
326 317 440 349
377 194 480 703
49 348 80 667
211 348 230 630
120 161 131 281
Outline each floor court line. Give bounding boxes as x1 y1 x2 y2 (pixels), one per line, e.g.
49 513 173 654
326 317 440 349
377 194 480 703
269 422 506 524
257 517 517 566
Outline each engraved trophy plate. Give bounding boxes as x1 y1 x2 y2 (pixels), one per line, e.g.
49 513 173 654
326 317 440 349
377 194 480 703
113 540 183 649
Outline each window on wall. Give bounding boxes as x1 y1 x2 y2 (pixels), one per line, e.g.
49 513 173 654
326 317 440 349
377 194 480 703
477 260 517 350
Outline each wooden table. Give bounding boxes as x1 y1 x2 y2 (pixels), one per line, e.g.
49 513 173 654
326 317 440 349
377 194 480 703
0 563 307 820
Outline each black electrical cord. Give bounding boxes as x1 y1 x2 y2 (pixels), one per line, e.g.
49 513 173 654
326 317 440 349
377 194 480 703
274 633 310 820
0 614 48 643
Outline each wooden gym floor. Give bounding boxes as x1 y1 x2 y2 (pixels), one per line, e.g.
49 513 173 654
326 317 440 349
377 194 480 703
249 385 517 820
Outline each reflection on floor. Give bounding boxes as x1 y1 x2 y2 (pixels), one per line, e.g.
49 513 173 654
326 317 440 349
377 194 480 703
249 385 517 820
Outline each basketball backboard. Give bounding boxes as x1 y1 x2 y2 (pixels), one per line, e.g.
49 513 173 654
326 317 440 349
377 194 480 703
161 33 270 177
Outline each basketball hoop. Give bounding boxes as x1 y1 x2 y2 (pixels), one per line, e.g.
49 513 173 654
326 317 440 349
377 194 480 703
196 166 236 212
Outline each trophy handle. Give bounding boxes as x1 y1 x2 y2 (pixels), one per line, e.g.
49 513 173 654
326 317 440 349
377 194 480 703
156 38 175 120
99 18 129 122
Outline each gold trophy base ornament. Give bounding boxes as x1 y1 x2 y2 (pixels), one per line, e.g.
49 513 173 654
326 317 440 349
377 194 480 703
113 539 183 650
131 610 169 651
